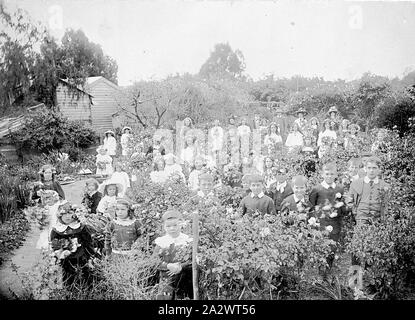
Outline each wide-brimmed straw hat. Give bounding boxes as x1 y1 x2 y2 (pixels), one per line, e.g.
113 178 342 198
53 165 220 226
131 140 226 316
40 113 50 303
295 108 308 116
98 178 124 195
104 130 115 135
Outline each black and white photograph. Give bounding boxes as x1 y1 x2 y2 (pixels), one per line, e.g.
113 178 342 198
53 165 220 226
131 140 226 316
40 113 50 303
1 0 415 304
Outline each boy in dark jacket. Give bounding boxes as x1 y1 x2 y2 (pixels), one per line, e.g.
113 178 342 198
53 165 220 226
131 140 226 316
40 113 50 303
269 168 294 213
309 162 348 270
239 174 276 216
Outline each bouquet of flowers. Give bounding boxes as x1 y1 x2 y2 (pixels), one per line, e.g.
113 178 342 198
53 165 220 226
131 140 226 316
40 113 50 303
50 237 81 262
157 242 192 270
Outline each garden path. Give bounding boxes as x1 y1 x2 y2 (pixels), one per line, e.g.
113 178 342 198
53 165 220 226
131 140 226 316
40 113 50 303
0 180 86 299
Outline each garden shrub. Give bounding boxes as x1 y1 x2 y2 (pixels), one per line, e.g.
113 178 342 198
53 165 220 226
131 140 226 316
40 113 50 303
10 109 98 153
346 126 415 299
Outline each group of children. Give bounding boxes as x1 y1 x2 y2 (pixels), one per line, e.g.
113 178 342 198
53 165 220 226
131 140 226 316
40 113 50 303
29 109 389 299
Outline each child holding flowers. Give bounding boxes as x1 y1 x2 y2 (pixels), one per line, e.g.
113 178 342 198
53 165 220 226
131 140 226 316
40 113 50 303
309 162 347 270
280 175 313 222
50 201 98 289
31 164 65 203
81 178 102 214
154 210 193 300
104 198 141 256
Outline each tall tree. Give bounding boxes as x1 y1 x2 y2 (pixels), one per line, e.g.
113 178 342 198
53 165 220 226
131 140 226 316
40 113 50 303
0 3 45 110
199 43 246 80
60 29 118 85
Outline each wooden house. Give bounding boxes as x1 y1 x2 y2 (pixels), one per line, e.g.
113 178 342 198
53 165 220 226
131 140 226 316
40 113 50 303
85 76 121 136
56 77 121 136
56 79 93 124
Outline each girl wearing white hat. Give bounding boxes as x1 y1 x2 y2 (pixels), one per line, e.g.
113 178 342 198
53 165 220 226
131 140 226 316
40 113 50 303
103 130 117 157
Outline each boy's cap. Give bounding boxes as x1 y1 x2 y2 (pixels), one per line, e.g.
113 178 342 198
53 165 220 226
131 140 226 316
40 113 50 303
292 175 307 187
249 174 263 184
162 210 183 221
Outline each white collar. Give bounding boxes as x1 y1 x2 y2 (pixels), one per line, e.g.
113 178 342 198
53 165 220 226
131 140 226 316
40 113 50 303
197 190 214 198
114 218 136 226
276 181 287 191
155 233 192 248
321 181 336 189
293 194 305 204
88 190 97 197
54 222 81 233
251 192 264 198
364 176 379 184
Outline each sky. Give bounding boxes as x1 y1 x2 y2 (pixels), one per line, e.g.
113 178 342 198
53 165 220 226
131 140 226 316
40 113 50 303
5 0 415 86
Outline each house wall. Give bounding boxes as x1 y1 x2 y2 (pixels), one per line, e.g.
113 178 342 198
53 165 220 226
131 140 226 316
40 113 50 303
88 80 119 136
56 83 92 123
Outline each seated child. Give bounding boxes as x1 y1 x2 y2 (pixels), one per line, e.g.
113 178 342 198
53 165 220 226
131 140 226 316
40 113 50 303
154 210 193 300
81 178 102 214
280 175 312 222
110 161 131 197
50 201 98 289
31 164 65 203
239 174 276 216
309 162 347 269
97 179 123 219
96 146 113 177
104 198 141 256
269 168 294 214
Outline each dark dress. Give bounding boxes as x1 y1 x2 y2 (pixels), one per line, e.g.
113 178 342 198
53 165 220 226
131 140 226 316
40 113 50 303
81 191 103 214
32 180 65 202
50 224 97 288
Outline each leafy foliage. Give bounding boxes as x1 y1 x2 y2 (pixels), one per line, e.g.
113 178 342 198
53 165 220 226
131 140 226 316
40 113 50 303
10 109 98 153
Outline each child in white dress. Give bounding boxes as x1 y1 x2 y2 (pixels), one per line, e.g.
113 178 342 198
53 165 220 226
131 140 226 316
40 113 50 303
96 146 113 176
285 123 304 152
103 130 117 157
120 126 132 157
97 179 123 220
110 161 131 197
36 190 62 250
